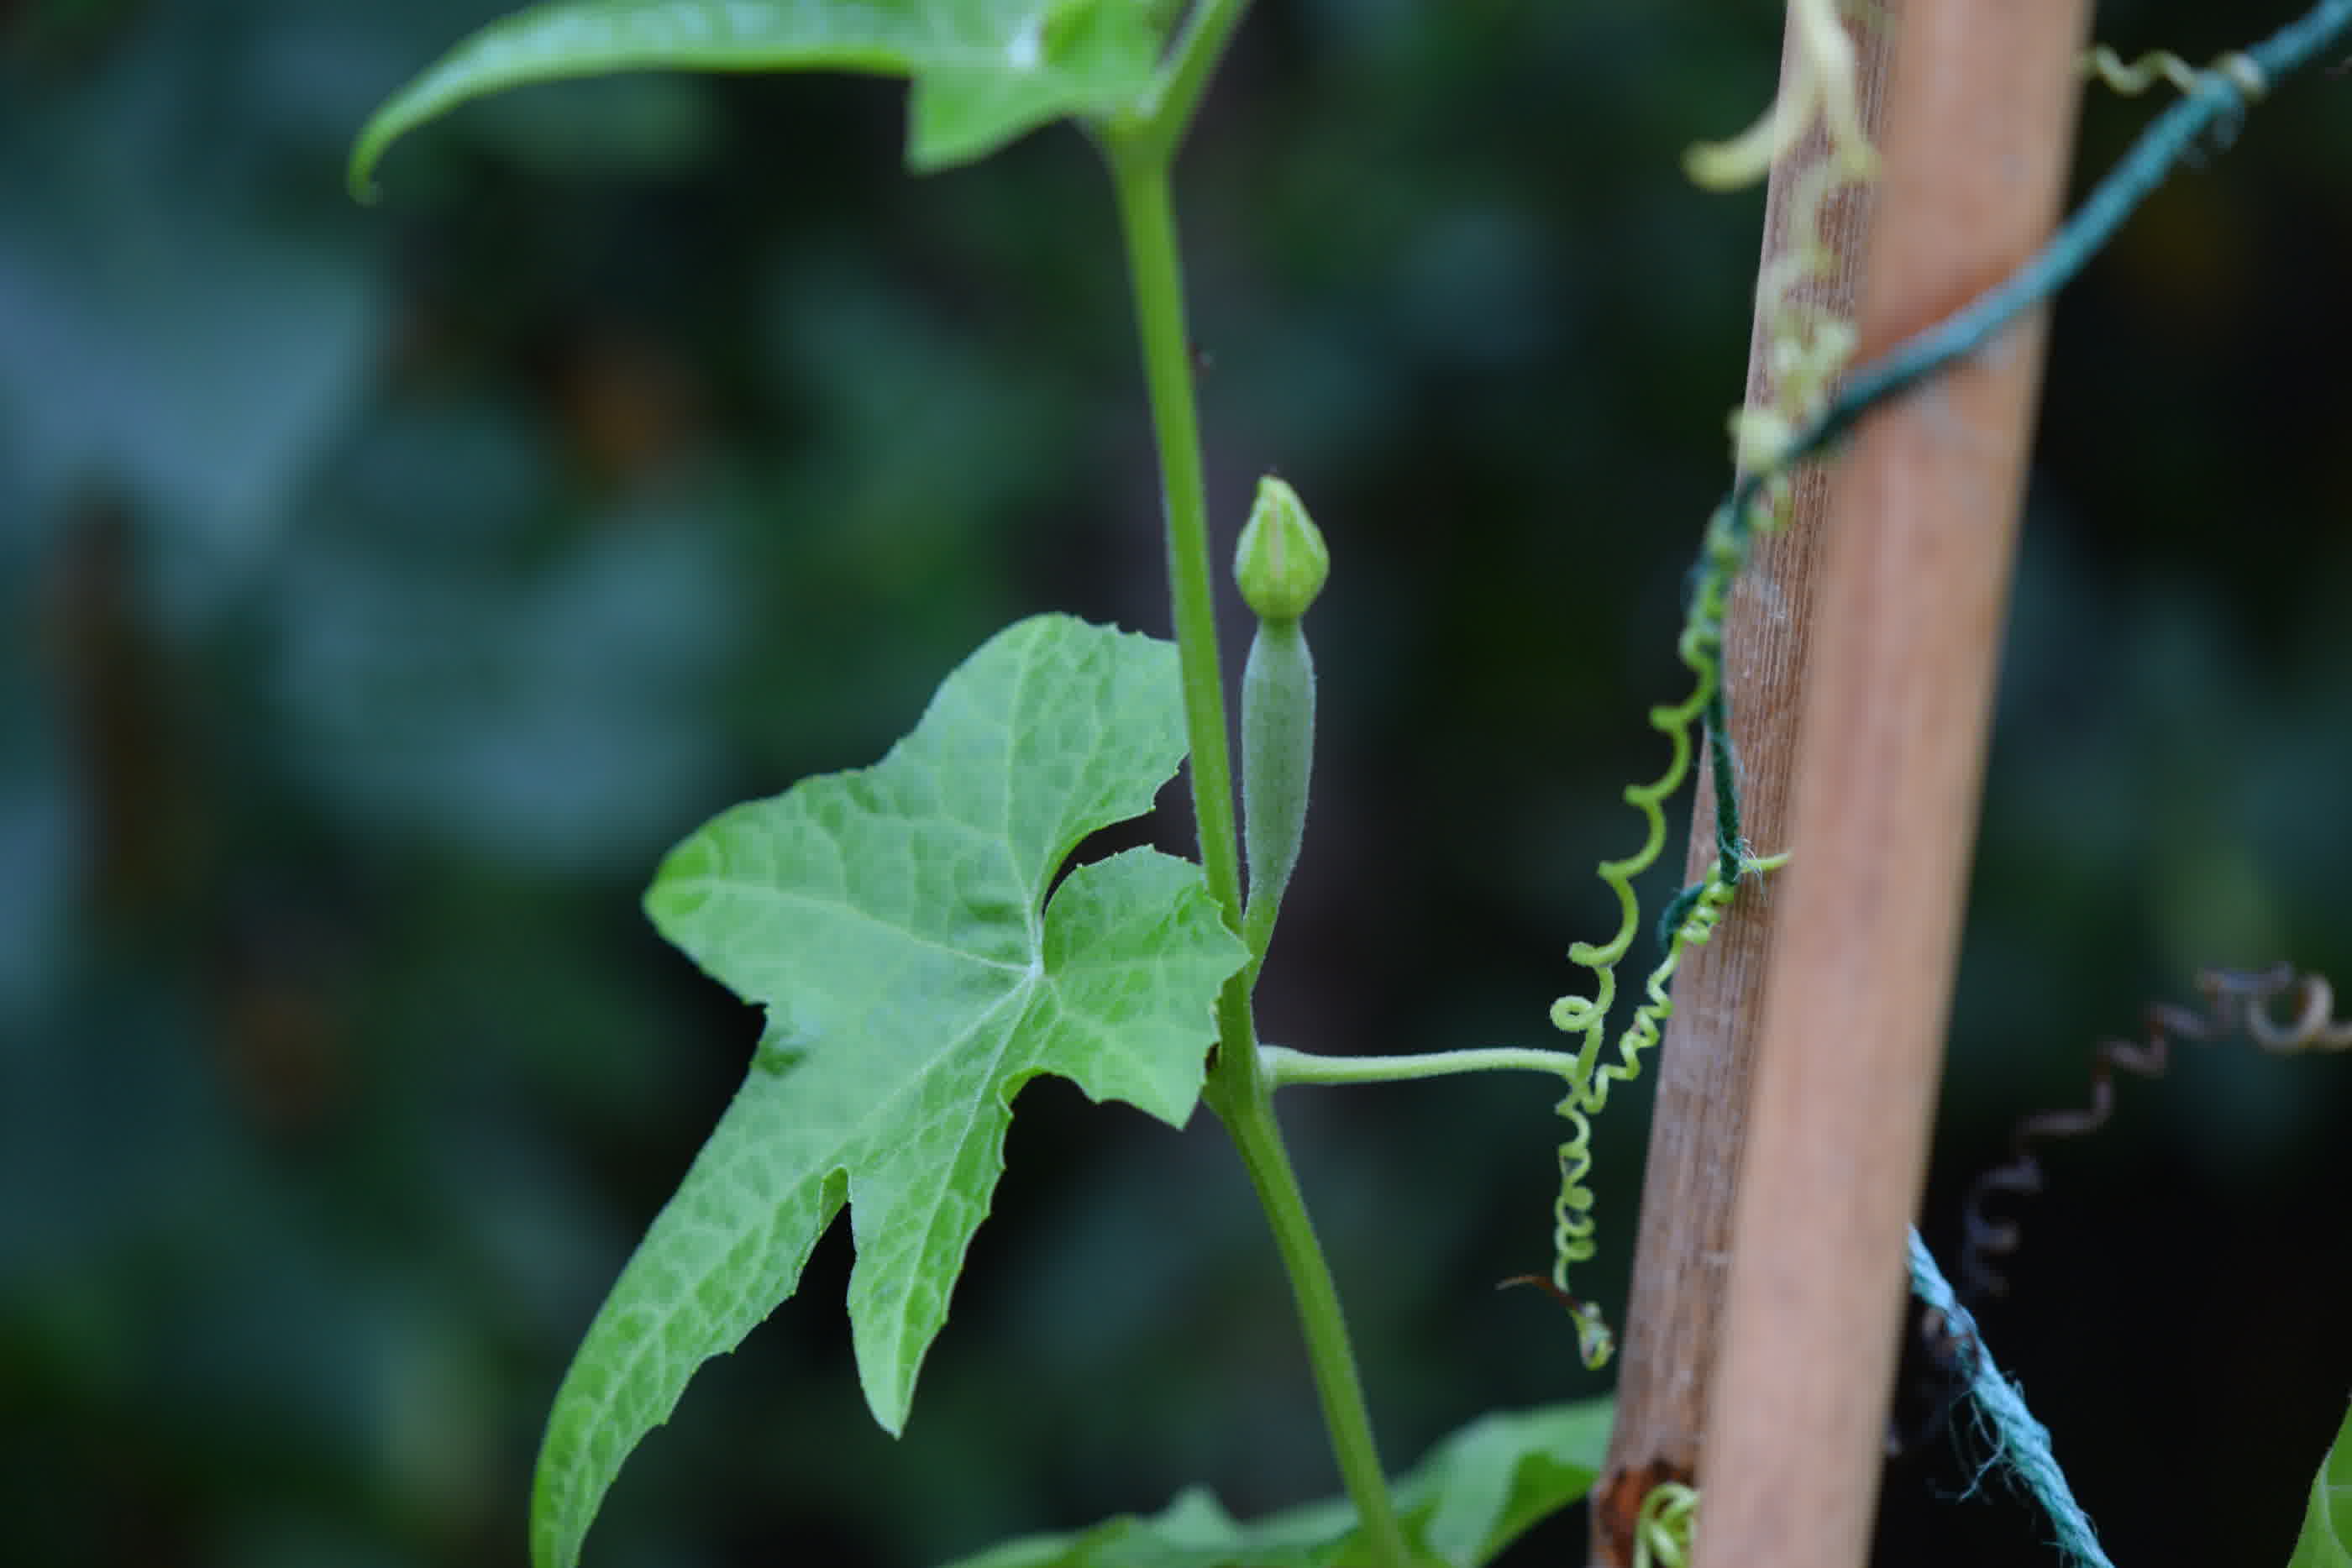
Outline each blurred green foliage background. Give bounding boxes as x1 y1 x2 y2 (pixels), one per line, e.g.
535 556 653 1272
4 2 2349 1565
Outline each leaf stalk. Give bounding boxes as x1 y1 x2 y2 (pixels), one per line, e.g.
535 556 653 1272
1128 0 1255 163
1263 1045 1586 1088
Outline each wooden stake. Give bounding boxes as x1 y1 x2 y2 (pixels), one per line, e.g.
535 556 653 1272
1591 11 1897 1561
1692 5 2089 1567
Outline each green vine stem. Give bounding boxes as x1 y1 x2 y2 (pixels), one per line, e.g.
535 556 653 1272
1100 139 1245 949
1219 1070 1411 1568
1098 16 1409 1564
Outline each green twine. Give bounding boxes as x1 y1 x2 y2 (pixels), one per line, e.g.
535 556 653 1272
1704 688 1743 885
1907 1229 2116 1568
1655 687 1751 952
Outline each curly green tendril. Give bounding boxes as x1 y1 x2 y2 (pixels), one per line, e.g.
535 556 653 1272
1541 494 1789 1370
1632 1481 1700 1568
1547 847 1786 1370
2082 43 2266 102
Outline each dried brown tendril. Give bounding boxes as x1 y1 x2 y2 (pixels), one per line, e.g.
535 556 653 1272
1960 963 2352 1301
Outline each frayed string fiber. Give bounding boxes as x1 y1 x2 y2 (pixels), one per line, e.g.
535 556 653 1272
1906 1229 2115 1568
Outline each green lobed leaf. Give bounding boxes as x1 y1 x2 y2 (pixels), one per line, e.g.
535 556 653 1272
530 614 1248 1568
907 1 1162 170
933 1399 1614 1568
2287 1394 2352 1568
349 0 1169 198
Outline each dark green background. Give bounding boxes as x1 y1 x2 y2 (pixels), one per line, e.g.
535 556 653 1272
4 2 2349 1565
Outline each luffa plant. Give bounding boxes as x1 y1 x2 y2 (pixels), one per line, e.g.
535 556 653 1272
349 3 2352 1565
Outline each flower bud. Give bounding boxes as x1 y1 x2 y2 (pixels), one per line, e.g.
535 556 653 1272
1233 476 1329 622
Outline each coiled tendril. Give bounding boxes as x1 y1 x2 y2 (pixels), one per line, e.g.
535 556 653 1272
2082 43 2267 102
1632 1481 1699 1568
1537 307 1805 1368
1546 858 1780 1369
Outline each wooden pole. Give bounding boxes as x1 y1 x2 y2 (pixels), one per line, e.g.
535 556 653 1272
1691 5 2090 1567
1591 11 1898 1562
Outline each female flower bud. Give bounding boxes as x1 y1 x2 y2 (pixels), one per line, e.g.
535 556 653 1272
1233 476 1330 623
1234 476 1327 974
